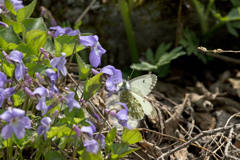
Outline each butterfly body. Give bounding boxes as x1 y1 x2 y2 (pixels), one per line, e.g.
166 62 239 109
118 74 158 119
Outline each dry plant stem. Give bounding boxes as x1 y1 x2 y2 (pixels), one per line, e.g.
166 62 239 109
139 128 211 153
67 73 145 160
175 0 183 47
210 141 226 160
155 107 164 146
198 47 240 65
52 142 72 159
75 0 97 25
64 39 79 88
66 39 79 71
224 128 239 160
67 72 112 129
33 52 43 78
164 94 190 138
216 113 240 151
157 125 235 160
154 94 202 147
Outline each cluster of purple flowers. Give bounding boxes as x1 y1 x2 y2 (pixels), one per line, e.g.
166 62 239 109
0 19 131 153
0 50 81 140
73 120 105 153
0 0 24 11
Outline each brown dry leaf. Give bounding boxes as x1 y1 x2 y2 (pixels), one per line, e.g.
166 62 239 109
173 147 188 160
91 94 106 108
165 95 190 138
195 112 216 130
228 78 240 98
139 140 161 158
210 70 231 92
188 93 213 112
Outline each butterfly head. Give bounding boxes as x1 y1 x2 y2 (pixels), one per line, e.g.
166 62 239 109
117 79 131 92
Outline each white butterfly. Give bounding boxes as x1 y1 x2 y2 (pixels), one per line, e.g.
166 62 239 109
118 74 158 119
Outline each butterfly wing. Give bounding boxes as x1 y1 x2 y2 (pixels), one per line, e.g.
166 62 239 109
129 74 157 96
129 90 157 117
119 90 144 120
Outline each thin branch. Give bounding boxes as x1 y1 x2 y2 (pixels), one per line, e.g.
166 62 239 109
75 0 97 25
224 128 239 160
198 46 240 65
157 125 235 160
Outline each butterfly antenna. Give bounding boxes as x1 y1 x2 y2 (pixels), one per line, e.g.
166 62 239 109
128 69 135 80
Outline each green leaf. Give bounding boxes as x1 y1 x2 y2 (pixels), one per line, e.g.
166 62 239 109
2 16 22 33
118 148 139 159
130 61 158 71
146 48 155 64
17 42 39 63
80 150 104 160
155 42 172 61
12 91 26 107
227 8 240 21
25 30 47 51
63 107 83 125
106 127 116 144
231 0 240 7
178 29 199 56
0 37 8 50
83 73 103 101
47 125 72 139
43 38 56 55
21 18 47 32
3 62 14 77
105 127 116 154
112 143 129 154
54 35 85 57
121 127 142 146
76 53 92 80
44 151 66 160
4 0 16 15
112 143 140 159
231 21 240 29
25 63 48 77
226 21 239 37
16 0 37 22
0 25 21 45
156 47 185 66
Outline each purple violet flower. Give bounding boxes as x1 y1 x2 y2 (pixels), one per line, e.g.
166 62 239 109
50 53 67 77
79 35 106 68
35 73 47 85
3 87 16 99
84 139 99 153
40 6 57 27
0 87 16 108
9 51 26 81
2 51 13 64
45 69 59 93
32 87 49 115
11 0 24 11
37 117 52 141
73 124 99 153
49 26 80 38
101 65 122 97
0 72 8 88
0 108 31 139
95 133 105 149
105 102 131 129
0 88 4 108
116 102 131 129
0 21 8 28
65 87 81 112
